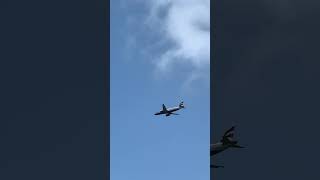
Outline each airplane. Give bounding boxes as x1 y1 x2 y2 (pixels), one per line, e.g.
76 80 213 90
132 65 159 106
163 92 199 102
210 126 244 168
154 102 185 116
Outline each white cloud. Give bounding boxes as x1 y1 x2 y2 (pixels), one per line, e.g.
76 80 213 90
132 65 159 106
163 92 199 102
144 0 210 72
120 0 210 92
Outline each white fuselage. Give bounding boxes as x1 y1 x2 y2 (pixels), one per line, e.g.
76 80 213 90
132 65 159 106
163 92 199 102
165 106 179 112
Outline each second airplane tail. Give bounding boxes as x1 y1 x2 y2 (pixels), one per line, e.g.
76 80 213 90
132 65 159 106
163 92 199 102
221 126 245 148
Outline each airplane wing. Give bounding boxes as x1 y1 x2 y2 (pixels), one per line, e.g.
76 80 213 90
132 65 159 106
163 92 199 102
165 112 179 116
232 144 245 148
170 112 179 115
210 165 224 168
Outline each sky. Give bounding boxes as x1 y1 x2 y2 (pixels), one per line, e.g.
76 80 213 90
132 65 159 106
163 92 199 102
212 0 320 179
111 0 210 180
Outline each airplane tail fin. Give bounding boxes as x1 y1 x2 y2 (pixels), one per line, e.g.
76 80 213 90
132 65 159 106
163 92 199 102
179 101 185 108
221 126 235 144
221 126 244 148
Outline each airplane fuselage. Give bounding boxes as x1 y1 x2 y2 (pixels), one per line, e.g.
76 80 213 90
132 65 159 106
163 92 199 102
211 142 232 156
155 106 180 115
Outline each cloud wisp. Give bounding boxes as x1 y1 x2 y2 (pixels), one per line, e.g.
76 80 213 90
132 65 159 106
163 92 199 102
145 0 210 74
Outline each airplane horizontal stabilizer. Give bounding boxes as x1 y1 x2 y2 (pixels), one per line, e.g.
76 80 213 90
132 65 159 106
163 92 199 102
210 165 224 168
232 144 245 148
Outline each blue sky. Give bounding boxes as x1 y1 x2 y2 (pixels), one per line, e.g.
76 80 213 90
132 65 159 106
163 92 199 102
111 1 210 179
